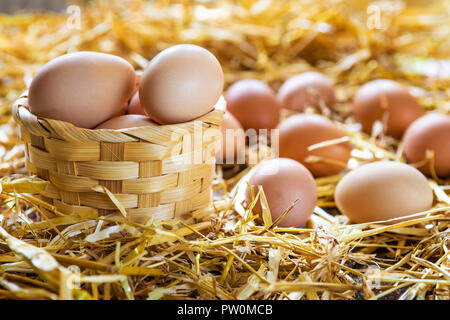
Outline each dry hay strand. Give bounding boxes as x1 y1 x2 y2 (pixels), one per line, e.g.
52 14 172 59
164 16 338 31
0 0 449 300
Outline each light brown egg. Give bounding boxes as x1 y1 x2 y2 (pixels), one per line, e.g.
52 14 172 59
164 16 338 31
245 158 317 228
225 79 280 134
278 114 351 177
95 115 157 130
127 91 147 116
277 72 335 112
29 51 136 128
335 161 433 224
353 79 424 139
215 111 246 164
403 113 450 177
140 44 224 124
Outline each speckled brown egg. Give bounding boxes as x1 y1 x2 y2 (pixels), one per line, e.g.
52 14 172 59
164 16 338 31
278 114 351 177
29 51 136 128
127 91 147 116
226 79 280 133
245 158 317 228
353 79 424 139
277 72 335 112
335 161 433 224
403 113 450 177
140 44 224 124
216 111 246 164
95 114 157 130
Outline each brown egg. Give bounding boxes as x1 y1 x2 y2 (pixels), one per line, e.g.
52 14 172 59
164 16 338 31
403 113 450 177
277 72 335 111
278 114 351 177
226 79 280 134
29 51 136 128
353 79 424 139
215 111 246 164
245 158 317 228
335 161 433 224
140 44 224 124
127 91 147 116
95 115 157 130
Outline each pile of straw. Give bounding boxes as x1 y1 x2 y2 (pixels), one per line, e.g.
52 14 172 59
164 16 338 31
0 0 449 300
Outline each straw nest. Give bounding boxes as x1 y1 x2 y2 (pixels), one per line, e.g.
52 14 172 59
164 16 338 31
0 0 449 300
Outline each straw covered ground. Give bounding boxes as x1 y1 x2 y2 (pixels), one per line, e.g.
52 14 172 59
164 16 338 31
0 0 449 300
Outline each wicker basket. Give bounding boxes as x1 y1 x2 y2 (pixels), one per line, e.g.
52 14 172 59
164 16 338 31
13 92 225 224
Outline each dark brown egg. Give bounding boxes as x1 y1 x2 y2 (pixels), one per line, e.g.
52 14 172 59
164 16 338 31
403 113 450 177
278 114 351 177
277 72 335 112
353 79 424 139
226 79 280 134
245 158 317 228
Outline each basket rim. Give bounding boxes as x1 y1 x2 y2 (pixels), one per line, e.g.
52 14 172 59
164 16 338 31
14 91 225 131
13 91 225 143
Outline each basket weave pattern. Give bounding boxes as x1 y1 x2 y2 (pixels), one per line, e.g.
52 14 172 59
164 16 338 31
13 93 224 224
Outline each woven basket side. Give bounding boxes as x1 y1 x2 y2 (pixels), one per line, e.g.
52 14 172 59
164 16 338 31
17 96 223 224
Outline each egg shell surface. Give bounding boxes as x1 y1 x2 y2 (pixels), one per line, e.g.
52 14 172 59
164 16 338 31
245 158 318 228
139 44 224 124
127 91 147 116
226 79 280 133
95 114 157 130
353 79 424 138
403 113 450 177
278 113 351 177
335 161 433 224
277 72 335 112
29 51 136 128
216 111 246 164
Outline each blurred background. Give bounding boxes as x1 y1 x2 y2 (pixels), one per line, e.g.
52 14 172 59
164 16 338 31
0 0 443 13
0 0 448 120
0 0 67 13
